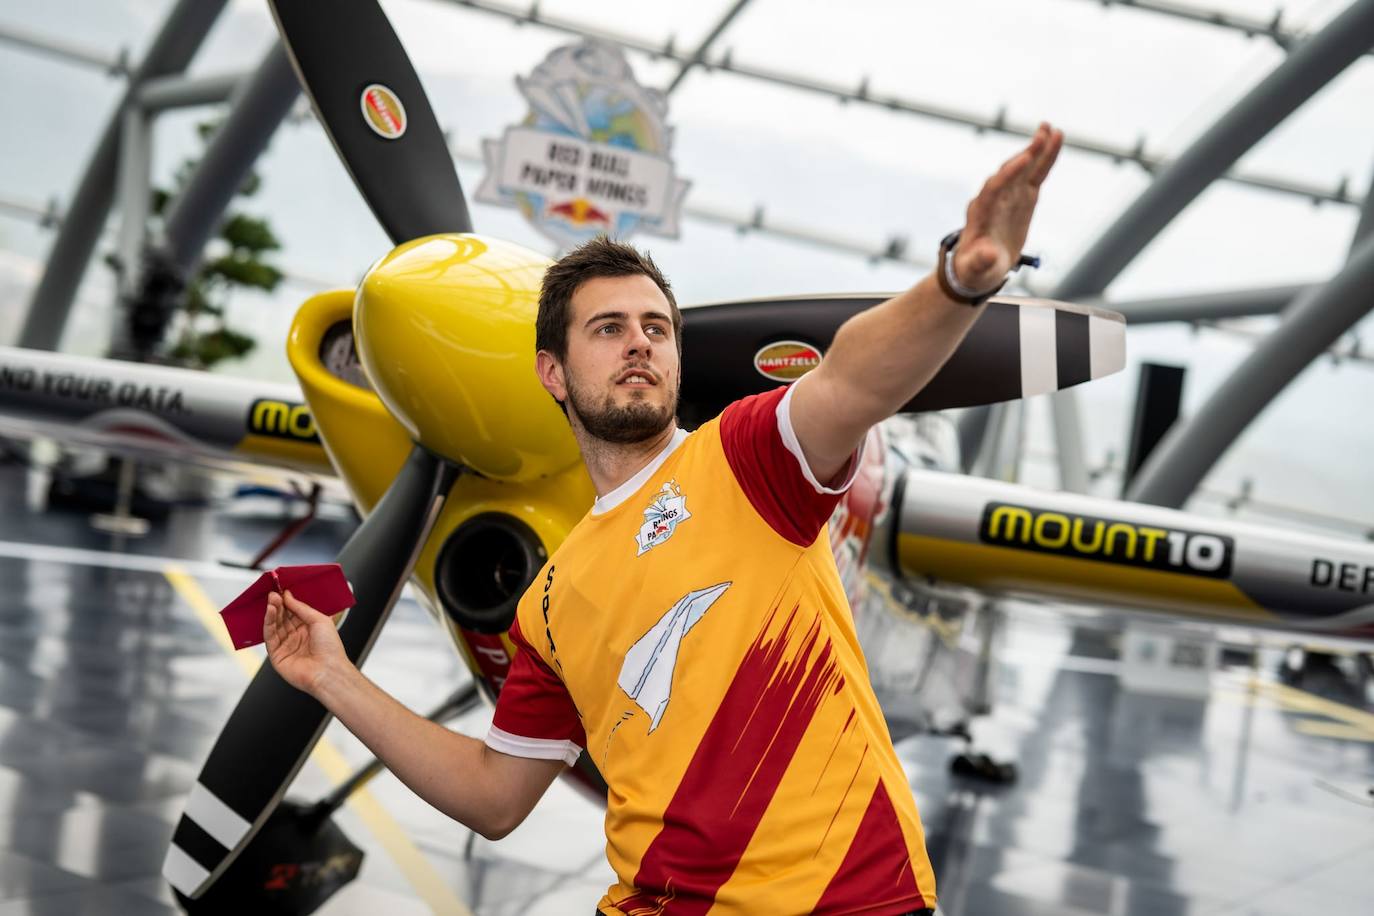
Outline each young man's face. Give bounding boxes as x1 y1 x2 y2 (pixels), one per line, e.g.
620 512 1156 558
539 274 681 444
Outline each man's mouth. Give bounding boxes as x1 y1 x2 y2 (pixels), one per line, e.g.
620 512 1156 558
616 368 658 387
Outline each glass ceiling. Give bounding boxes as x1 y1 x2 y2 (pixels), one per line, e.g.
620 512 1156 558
0 0 1370 522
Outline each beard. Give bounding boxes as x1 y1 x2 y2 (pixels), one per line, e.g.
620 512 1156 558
565 372 678 445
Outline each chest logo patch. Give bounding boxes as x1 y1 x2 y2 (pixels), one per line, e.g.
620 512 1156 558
635 480 692 556
618 582 732 731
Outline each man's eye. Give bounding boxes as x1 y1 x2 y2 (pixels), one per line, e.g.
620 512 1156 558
597 324 619 335
646 325 666 336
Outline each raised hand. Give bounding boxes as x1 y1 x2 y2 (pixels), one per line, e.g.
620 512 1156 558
264 589 349 696
953 122 1064 293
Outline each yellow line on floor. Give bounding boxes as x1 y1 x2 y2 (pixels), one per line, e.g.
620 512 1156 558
1292 719 1374 742
164 566 472 916
1253 679 1374 735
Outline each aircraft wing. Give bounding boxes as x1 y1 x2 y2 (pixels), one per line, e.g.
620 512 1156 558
893 468 1374 638
0 346 334 475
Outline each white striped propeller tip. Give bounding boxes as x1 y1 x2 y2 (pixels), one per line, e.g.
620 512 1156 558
996 296 1126 398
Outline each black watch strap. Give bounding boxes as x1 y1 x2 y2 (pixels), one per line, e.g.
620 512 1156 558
936 229 1041 307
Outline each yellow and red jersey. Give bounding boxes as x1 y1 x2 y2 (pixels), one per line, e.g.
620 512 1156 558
487 384 936 915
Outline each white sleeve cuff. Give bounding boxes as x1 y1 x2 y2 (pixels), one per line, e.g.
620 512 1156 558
775 379 866 495
484 725 582 766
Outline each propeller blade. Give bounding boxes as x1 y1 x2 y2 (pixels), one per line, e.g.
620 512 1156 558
677 295 1125 427
164 445 460 901
267 0 472 242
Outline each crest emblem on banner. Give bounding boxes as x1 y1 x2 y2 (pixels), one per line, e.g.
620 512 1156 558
636 480 692 556
476 40 691 248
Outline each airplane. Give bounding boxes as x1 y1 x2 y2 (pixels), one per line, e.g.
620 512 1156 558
3 1 1374 912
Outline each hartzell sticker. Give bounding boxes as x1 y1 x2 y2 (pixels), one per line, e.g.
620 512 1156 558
360 84 407 139
979 502 1234 579
753 341 822 382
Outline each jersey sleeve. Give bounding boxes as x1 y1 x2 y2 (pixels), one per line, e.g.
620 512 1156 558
485 617 586 766
719 380 865 547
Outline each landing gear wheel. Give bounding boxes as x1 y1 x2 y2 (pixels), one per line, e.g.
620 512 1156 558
950 752 1018 784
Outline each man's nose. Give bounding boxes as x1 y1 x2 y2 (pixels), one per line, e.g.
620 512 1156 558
623 323 653 358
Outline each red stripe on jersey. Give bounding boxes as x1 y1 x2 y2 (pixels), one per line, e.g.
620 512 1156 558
811 781 927 915
490 618 587 749
614 604 845 915
720 387 845 547
463 630 514 692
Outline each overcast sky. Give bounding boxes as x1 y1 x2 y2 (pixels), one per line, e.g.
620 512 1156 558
0 0 1371 529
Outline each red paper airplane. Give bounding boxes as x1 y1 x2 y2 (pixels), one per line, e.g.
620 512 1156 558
219 563 355 650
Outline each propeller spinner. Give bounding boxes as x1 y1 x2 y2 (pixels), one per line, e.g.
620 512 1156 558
354 234 579 481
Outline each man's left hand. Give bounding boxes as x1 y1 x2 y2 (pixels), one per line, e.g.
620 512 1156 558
789 120 1064 485
951 122 1064 294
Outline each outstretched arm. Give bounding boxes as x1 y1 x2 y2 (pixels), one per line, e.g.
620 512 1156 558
791 122 1064 483
265 590 563 840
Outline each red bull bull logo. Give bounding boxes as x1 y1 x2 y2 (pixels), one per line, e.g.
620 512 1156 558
548 198 612 226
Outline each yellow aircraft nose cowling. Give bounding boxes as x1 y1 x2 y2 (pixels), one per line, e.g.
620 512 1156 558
354 234 580 481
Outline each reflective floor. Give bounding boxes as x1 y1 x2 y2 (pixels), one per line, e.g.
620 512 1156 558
0 460 1370 915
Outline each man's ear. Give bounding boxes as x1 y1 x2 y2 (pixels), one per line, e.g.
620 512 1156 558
535 349 567 403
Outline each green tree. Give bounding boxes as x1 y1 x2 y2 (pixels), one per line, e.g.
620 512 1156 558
143 120 284 368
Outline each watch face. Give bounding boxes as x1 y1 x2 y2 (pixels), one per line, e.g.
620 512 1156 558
319 320 372 391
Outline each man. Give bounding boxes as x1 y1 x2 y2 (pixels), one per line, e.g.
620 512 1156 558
265 122 1063 915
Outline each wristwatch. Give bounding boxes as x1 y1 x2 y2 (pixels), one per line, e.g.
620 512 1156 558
936 229 1041 307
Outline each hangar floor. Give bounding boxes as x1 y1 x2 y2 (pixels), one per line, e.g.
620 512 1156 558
0 459 1370 915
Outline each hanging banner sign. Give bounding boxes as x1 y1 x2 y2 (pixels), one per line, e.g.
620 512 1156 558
476 40 690 249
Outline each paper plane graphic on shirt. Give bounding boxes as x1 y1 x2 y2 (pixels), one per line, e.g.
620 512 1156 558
617 581 732 732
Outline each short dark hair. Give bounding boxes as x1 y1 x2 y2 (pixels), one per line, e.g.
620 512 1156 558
536 235 682 362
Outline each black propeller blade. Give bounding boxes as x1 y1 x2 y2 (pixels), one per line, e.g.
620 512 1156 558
168 2 480 903
677 294 1126 427
268 0 472 242
164 446 460 901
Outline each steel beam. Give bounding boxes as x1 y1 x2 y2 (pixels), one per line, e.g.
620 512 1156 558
1047 391 1090 491
956 282 1302 475
136 71 243 112
1350 158 1374 254
0 193 60 227
0 20 127 74
1073 0 1374 56
663 0 752 94
1046 0 1374 490
1127 233 1374 507
1105 285 1304 324
106 42 300 361
1053 0 1374 301
113 107 152 301
438 0 1361 208
15 0 229 351
956 406 992 472
1194 318 1373 367
968 402 1026 481
1127 130 1374 508
161 42 299 274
